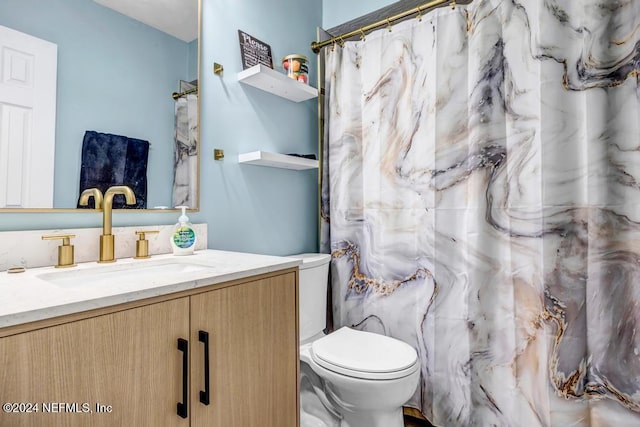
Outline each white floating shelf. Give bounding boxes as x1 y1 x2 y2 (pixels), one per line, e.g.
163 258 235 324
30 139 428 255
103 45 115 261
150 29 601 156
238 151 319 170
237 64 318 102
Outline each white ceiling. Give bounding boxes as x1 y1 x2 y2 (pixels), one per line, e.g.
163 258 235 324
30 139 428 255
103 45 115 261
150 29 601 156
94 0 198 42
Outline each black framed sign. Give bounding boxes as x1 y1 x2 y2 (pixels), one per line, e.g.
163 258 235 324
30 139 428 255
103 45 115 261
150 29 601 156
238 30 273 70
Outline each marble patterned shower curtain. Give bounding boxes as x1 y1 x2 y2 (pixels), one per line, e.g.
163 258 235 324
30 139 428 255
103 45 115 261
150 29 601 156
320 1 640 426
172 92 198 208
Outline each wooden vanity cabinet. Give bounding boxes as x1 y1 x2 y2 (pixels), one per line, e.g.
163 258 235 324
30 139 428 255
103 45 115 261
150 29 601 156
0 269 299 427
0 297 191 427
190 272 298 427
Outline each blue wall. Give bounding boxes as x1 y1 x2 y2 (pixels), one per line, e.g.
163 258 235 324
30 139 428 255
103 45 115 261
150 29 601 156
0 0 322 257
323 0 396 28
188 39 198 82
199 0 321 255
0 0 191 209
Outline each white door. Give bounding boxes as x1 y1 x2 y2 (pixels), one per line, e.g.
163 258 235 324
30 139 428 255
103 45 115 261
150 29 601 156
0 25 57 208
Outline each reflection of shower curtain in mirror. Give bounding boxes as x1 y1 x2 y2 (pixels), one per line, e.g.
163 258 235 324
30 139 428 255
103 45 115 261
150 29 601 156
172 93 198 208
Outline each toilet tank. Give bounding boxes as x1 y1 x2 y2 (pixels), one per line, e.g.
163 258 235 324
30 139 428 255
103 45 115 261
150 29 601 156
290 253 331 343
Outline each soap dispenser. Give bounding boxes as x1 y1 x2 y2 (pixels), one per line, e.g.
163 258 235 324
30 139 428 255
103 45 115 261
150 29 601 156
171 206 196 255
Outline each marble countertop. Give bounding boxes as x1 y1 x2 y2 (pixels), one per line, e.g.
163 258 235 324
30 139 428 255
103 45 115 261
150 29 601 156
0 249 301 329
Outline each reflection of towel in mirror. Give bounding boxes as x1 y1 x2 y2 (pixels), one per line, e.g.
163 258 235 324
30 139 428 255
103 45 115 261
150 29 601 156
77 131 149 209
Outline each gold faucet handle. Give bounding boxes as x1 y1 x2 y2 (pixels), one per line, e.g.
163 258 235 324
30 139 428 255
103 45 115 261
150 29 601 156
41 234 77 268
134 230 159 259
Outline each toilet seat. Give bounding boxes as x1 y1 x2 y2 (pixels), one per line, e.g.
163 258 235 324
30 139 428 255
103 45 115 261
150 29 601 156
310 327 419 380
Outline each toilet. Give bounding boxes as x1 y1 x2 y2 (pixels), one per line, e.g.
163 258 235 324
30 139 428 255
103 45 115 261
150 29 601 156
292 253 420 427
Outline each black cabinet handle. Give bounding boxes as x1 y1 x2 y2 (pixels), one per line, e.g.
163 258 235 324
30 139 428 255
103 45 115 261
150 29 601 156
177 338 188 418
198 330 211 405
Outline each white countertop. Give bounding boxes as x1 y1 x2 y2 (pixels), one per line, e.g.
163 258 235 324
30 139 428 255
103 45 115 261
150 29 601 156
0 249 301 329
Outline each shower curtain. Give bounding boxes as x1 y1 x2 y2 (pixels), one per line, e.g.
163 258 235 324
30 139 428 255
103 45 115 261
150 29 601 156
172 92 198 208
320 0 640 426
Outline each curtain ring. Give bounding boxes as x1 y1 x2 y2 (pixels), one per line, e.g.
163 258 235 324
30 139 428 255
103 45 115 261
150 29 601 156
450 0 456 9
386 18 392 32
338 35 345 47
359 28 366 41
416 6 423 22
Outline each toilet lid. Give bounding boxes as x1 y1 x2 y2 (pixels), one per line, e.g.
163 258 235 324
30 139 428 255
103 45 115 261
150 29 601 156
310 327 418 380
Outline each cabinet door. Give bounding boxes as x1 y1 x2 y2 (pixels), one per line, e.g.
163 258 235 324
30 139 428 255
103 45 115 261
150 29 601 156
190 272 298 427
0 298 190 427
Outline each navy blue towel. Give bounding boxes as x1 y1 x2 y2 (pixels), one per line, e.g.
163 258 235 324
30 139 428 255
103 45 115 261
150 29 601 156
77 131 149 209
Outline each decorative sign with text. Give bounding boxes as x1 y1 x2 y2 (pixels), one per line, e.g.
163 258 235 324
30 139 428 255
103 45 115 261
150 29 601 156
238 30 273 70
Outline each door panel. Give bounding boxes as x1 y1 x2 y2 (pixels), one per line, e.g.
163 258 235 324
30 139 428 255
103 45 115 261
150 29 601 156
0 298 190 427
190 273 299 427
0 25 56 208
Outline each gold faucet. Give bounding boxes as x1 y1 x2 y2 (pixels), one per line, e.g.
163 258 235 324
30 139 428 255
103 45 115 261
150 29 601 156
78 188 104 209
99 185 136 263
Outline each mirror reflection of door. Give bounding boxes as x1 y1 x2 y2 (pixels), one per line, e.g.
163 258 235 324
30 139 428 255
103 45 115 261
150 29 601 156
0 25 57 208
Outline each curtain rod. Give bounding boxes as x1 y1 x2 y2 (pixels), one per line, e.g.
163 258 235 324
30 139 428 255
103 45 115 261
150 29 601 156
172 87 197 100
311 0 455 53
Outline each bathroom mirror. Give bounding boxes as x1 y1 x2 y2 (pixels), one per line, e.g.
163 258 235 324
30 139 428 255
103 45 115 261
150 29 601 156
0 0 200 211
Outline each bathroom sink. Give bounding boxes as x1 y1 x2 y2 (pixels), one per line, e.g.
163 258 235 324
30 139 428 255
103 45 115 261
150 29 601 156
36 259 218 288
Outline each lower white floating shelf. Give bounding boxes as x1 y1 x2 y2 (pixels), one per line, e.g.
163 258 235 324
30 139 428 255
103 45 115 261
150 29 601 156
238 151 318 170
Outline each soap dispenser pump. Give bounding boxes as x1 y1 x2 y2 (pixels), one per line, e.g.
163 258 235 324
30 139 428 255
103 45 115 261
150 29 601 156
171 206 196 255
